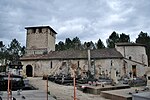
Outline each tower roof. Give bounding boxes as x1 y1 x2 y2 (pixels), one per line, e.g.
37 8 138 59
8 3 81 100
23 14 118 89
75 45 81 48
25 26 57 34
20 48 123 60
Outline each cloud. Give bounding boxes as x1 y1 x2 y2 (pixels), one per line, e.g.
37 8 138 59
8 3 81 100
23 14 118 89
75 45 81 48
0 0 150 46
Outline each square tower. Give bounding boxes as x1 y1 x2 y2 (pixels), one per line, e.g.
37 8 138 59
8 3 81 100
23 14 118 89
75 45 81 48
25 26 57 55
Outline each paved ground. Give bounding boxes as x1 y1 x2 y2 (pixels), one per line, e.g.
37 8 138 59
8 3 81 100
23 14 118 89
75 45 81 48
0 90 56 100
28 77 109 100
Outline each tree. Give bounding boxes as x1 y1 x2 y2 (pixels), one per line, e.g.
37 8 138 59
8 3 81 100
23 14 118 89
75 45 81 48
0 41 3 48
119 33 130 42
72 37 81 50
20 46 26 56
0 41 11 65
96 39 105 49
0 41 5 64
55 41 65 51
106 31 119 48
8 39 22 55
65 38 72 50
136 31 150 44
83 41 96 50
7 39 22 63
0 39 25 65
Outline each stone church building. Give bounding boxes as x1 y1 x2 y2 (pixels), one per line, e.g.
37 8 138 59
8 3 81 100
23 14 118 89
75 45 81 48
20 26 148 79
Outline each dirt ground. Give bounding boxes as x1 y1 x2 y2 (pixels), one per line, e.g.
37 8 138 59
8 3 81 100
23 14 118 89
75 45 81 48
28 77 109 100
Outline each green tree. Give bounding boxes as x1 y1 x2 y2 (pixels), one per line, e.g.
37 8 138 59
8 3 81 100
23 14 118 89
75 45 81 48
55 41 65 51
7 39 22 63
106 31 119 48
136 31 150 44
0 41 3 47
72 37 81 50
0 39 25 65
20 46 26 56
83 41 96 50
65 38 72 50
119 33 130 42
96 39 105 49
0 41 5 63
0 41 10 64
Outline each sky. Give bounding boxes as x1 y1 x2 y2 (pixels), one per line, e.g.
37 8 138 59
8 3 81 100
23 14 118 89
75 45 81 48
0 0 150 46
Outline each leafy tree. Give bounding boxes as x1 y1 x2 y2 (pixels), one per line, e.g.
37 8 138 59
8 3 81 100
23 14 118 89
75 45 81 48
83 41 96 50
0 39 24 65
136 31 150 44
0 41 4 62
8 39 22 55
72 37 81 50
96 39 105 49
106 31 119 48
7 39 23 64
65 38 72 49
83 42 90 49
20 46 26 56
0 42 9 64
55 41 65 51
0 41 3 47
90 41 96 49
119 33 130 42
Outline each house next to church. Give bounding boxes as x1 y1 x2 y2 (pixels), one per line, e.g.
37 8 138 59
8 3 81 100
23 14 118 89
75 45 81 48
20 26 149 80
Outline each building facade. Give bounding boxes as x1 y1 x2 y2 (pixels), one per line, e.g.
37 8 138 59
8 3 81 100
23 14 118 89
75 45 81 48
25 26 57 55
20 26 148 79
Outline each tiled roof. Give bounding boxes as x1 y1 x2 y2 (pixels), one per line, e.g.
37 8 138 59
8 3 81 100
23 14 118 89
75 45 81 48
115 42 146 47
20 48 123 61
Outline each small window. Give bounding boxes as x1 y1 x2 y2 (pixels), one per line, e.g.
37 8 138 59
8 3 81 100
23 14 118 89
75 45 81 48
129 56 132 60
78 61 80 68
50 61 52 68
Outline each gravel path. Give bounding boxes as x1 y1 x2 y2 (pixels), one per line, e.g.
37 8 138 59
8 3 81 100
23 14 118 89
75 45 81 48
28 77 109 100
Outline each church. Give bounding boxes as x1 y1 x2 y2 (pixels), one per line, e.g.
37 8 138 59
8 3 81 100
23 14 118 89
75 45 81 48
20 26 149 80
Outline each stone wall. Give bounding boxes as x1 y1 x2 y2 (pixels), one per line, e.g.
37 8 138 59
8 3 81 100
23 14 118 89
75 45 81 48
26 27 55 55
116 45 148 66
22 59 123 77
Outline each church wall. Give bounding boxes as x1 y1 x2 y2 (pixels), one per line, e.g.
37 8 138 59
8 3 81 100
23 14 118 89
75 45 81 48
116 46 148 66
124 59 146 77
22 58 124 78
22 57 147 78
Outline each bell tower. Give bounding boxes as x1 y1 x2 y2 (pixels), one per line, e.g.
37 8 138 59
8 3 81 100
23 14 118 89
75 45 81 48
25 26 57 55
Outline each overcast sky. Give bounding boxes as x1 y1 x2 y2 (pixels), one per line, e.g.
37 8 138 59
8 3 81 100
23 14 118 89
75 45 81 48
0 0 150 46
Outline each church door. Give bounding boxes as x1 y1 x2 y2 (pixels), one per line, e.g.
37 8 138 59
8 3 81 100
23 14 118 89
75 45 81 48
26 65 33 77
